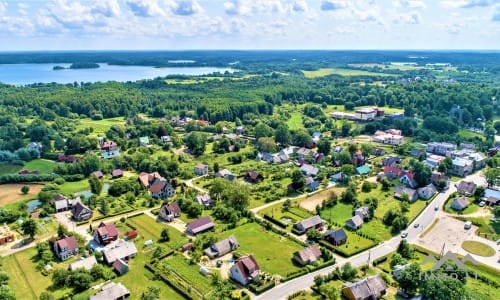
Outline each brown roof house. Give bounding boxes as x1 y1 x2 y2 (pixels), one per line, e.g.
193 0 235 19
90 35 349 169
138 172 175 199
54 236 79 261
346 215 364 230
94 222 119 245
450 196 470 211
204 235 239 259
113 259 129 275
0 225 14 245
71 201 93 221
294 215 325 234
230 255 261 286
456 181 477 197
342 275 387 300
159 201 181 221
324 228 347 246
245 170 263 183
111 169 123 178
293 245 322 266
187 216 214 235
90 282 130 300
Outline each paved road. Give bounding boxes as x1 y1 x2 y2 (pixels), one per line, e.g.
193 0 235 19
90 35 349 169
256 172 493 300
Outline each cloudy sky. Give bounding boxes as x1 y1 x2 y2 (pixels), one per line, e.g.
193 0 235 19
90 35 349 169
0 0 499 50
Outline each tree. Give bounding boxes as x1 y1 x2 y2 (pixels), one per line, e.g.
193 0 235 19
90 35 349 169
21 219 37 239
254 122 273 140
54 135 65 151
390 253 407 268
380 178 391 191
71 269 93 291
213 162 219 173
397 239 412 259
100 199 109 215
361 181 373 193
184 132 207 156
282 199 291 211
161 228 170 242
341 263 357 281
411 160 432 187
89 176 102 195
292 129 313 147
0 271 9 285
317 139 331 155
494 206 500 218
291 169 306 190
334 151 352 166
420 276 466 300
438 157 453 174
52 268 70 286
21 185 30 195
257 137 277 153
341 123 351 137
396 263 421 295
142 286 160 300
485 167 500 188
39 291 55 300
306 229 322 241
319 284 339 300
274 123 291 146
0 286 15 300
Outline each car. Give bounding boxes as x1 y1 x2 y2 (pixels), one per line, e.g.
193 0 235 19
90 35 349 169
434 205 439 211
414 223 419 228
401 232 408 238
479 201 485 207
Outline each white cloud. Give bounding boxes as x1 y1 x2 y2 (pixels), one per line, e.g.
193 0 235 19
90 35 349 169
172 0 203 16
223 0 284 16
493 8 500 21
91 0 121 18
270 20 288 28
292 0 308 12
393 12 421 24
441 0 497 9
126 0 165 17
320 0 349 11
394 0 427 9
0 1 7 16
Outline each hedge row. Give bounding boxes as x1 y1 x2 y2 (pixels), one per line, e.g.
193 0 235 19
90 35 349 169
318 239 376 258
283 259 336 282
0 173 57 184
263 214 287 228
92 209 142 222
249 280 276 294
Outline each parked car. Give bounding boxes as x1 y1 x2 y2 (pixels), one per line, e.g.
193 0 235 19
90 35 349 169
401 232 408 238
414 223 419 228
479 201 485 207
434 205 439 211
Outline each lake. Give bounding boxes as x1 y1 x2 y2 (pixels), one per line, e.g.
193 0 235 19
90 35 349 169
0 63 235 85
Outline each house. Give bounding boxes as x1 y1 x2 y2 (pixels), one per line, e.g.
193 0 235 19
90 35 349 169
89 282 130 300
346 215 364 230
94 222 119 245
92 171 104 178
68 256 98 271
447 150 487 170
297 147 313 160
294 215 325 234
372 147 385 156
451 196 470 211
431 172 450 189
203 235 239 258
196 194 212 208
194 164 209 176
330 111 356 120
456 181 477 196
229 255 261 286
427 142 457 155
354 207 370 220
187 216 214 235
483 196 499 206
383 166 401 180
55 198 70 212
138 172 175 199
28 142 42 153
399 170 418 189
425 155 446 169
293 244 322 266
410 148 425 157
235 126 245 134
100 141 120 159
323 228 347 246
372 130 404 145
71 201 93 221
126 230 138 240
312 132 321 144
417 184 437 200
342 275 387 300
54 236 79 261
300 164 319 177
352 150 366 167
330 172 344 182
394 186 418 202
160 135 172 145
245 170 263 183
355 107 377 121
0 226 14 245
356 165 371 175
159 201 181 221
139 136 150 146
393 264 409 279
382 156 401 167
215 169 236 181
450 157 474 177
306 177 320 192
111 169 123 178
103 241 138 265
113 259 129 275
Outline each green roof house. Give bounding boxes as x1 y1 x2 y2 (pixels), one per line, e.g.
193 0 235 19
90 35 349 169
356 165 370 175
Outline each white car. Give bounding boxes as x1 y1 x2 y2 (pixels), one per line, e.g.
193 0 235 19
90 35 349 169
479 201 485 207
401 232 408 238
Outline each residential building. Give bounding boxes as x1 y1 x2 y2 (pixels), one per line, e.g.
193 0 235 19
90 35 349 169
204 235 239 258
330 111 356 120
383 166 401 180
451 196 470 211
323 228 347 246
417 184 437 200
111 169 123 178
410 148 425 157
54 236 79 261
229 255 261 286
346 215 364 230
196 193 212 208
399 170 418 189
103 241 138 265
138 172 175 199
113 258 129 275
297 147 313 160
312 132 321 144
354 207 370 220
215 169 236 181
160 135 172 145
483 196 499 206
300 164 319 177
448 150 487 170
427 142 457 156
0 226 14 245
293 245 322 266
431 172 450 189
194 164 209 176
71 201 93 221
91 171 104 178
294 215 325 234
394 186 418 202
372 147 385 156
187 216 214 235
100 141 120 159
425 155 446 169
355 107 377 121
94 222 119 245
456 181 477 196
356 165 371 175
352 150 366 166
68 256 97 271
372 129 404 145
244 170 263 183
55 198 70 212
382 156 401 167
306 177 320 192
342 275 387 300
159 202 181 221
89 282 130 300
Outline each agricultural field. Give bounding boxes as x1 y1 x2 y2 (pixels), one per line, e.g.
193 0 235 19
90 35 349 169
75 117 125 136
287 111 305 130
302 68 393 78
0 183 43 205
160 254 214 295
217 222 304 276
126 214 189 250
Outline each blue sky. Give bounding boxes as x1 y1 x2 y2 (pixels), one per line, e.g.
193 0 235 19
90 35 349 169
0 0 499 50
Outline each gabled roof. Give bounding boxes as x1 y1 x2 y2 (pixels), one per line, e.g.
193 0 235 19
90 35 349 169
204 235 239 257
324 228 347 241
295 244 322 263
456 181 477 195
383 165 401 175
394 185 417 199
187 216 214 234
55 199 69 210
356 165 370 175
300 164 319 176
55 236 78 251
92 171 104 178
343 275 387 299
451 196 469 210
346 215 364 227
296 215 324 230
69 256 97 271
233 255 260 278
111 169 123 177
96 223 119 238
72 201 91 217
161 201 181 215
90 282 130 300
103 241 138 264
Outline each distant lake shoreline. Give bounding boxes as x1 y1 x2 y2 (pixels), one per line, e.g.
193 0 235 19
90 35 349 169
0 63 235 85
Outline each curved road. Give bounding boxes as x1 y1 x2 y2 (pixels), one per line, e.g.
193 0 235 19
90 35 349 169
256 172 494 300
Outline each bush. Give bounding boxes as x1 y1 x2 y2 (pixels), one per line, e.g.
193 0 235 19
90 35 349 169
263 214 287 228
54 177 65 185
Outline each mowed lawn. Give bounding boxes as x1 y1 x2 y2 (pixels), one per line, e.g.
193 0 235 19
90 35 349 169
127 214 189 250
217 222 304 276
76 117 125 136
0 159 55 175
286 111 305 130
302 68 393 78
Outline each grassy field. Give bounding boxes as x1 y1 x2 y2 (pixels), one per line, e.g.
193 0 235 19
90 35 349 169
0 159 55 175
287 111 305 130
0 183 43 205
0 163 23 175
127 214 189 250
457 129 485 141
333 230 377 256
58 179 90 194
302 68 393 78
217 222 304 276
461 241 495 257
75 117 125 136
161 254 213 295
